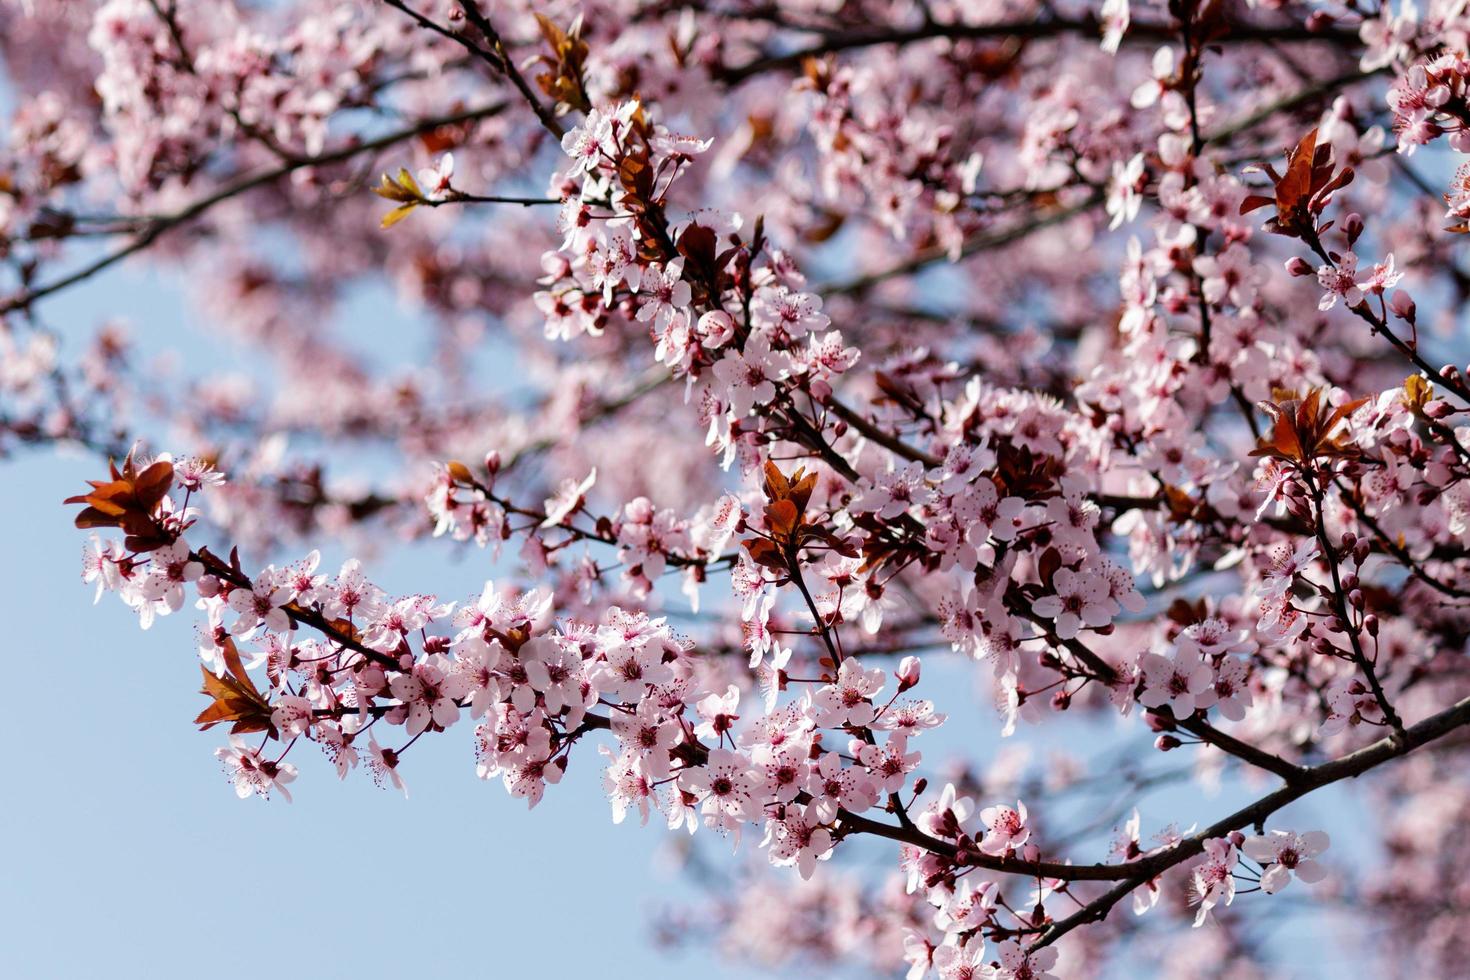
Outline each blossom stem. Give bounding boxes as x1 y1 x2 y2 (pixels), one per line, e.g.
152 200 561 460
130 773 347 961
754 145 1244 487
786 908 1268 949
1304 474 1407 741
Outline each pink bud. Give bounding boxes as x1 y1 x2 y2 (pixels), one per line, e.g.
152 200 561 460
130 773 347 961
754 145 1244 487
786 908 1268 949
896 656 921 691
1155 734 1181 751
1146 711 1173 732
1285 256 1313 277
1389 290 1416 322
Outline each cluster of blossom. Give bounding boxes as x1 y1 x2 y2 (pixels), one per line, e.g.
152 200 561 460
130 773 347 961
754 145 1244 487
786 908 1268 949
83 457 962 883
89 0 422 194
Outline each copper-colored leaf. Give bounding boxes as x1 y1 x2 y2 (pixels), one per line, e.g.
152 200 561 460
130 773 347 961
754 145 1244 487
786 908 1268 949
762 460 791 501
765 499 799 538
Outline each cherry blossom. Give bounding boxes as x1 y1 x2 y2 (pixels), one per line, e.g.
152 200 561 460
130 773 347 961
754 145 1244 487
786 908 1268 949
813 660 886 728
1243 830 1331 893
979 801 1031 856
1138 641 1218 718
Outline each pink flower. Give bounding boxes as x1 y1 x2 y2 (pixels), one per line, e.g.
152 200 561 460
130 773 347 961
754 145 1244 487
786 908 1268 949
935 879 996 935
1032 568 1116 640
216 735 296 802
933 940 987 980
172 455 224 491
541 468 596 528
1209 655 1254 722
762 803 833 879
858 734 922 794
694 684 740 741
416 152 453 201
680 748 758 832
813 659 887 728
142 539 202 613
978 800 1030 855
636 260 691 329
520 637 585 715
1100 0 1129 53
1257 539 1318 600
805 751 878 821
226 571 292 635
321 558 382 621
82 533 125 604
1242 829 1330 893
854 462 926 519
361 594 444 653
711 334 787 417
388 656 471 736
1138 639 1217 718
602 746 660 826
611 699 681 780
281 549 325 605
595 640 673 703
751 285 828 339
1357 253 1403 295
1189 837 1238 926
1316 253 1363 310
984 940 1059 980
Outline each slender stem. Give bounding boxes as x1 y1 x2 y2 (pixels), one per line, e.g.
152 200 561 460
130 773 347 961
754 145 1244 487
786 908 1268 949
1305 471 1407 741
2 103 508 314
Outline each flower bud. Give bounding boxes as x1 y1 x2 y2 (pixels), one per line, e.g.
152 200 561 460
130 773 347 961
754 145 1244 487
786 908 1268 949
1155 735 1181 751
1364 613 1380 636
484 450 501 479
1285 256 1313 277
1426 399 1455 419
1051 690 1072 711
1228 830 1246 847
896 656 921 692
1389 290 1416 322
1342 212 1364 244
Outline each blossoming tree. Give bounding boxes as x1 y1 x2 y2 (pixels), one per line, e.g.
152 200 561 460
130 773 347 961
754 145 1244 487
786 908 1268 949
6 0 1470 974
